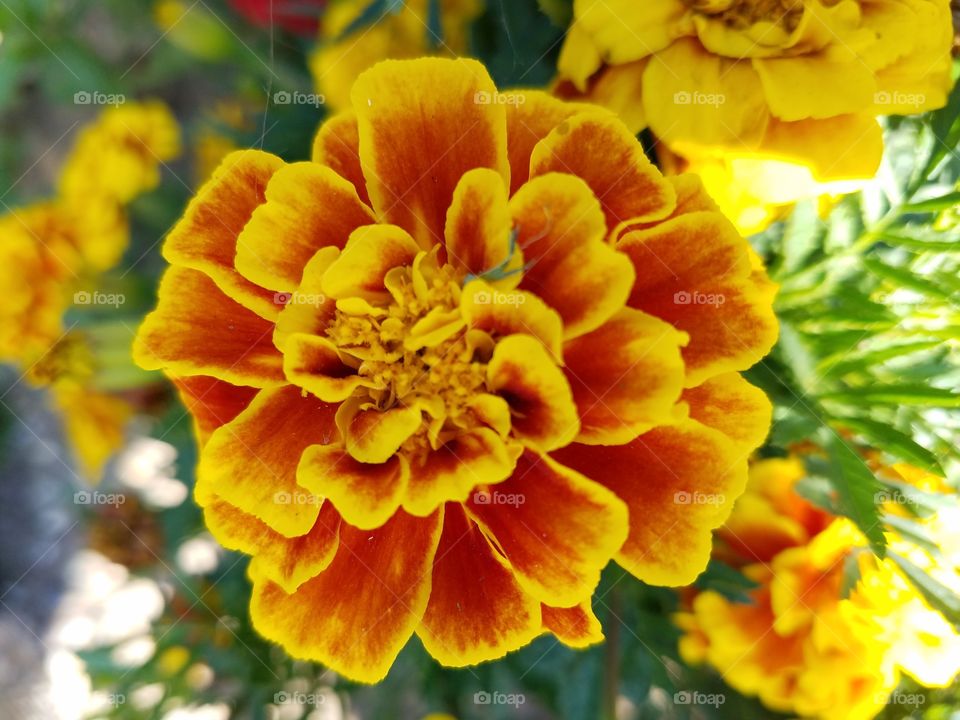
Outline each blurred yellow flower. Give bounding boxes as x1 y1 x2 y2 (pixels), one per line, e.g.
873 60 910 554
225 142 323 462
677 456 960 719
309 0 481 111
557 0 954 233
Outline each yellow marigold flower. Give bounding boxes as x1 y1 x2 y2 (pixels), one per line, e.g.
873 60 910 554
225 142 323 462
134 57 776 682
309 0 481 111
59 100 181 208
557 0 954 233
678 456 960 718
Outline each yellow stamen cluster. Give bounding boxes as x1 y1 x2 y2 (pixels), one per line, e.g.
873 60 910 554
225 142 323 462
685 0 804 30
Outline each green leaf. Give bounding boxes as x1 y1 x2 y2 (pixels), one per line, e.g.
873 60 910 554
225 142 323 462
889 552 960 631
883 515 942 553
862 256 955 300
777 201 823 277
820 429 886 556
913 79 960 189
821 339 942 378
820 384 960 408
877 228 960 252
900 190 960 214
693 560 760 604
833 416 943 474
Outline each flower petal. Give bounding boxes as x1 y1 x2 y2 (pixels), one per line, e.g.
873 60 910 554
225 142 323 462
249 508 443 684
461 280 563 361
403 429 522 517
352 58 510 247
337 397 422 464
162 149 284 319
486 334 579 452
542 601 604 649
573 0 690 64
683 373 772 455
321 224 420 302
171 375 258 445
273 246 340 350
562 308 685 445
443 168 516 283
248 500 342 593
298 443 407 531
618 211 778 386
466 448 628 606
133 267 284 387
235 162 374 291
504 90 587 194
311 110 370 205
283 333 374 402
417 504 541 665
196 385 338 537
553 419 748 586
529 112 676 232
511 173 635 338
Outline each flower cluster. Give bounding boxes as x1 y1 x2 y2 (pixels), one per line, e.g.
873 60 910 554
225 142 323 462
0 101 180 477
557 0 954 233
676 456 960 719
134 57 778 682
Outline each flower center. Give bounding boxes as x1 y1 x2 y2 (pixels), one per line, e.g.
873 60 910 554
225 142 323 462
684 0 804 31
325 250 492 451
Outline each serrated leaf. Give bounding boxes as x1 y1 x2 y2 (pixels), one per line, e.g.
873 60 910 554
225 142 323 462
889 551 960 631
900 190 960 213
834 416 943 474
820 430 886 556
862 256 955 300
820 384 960 407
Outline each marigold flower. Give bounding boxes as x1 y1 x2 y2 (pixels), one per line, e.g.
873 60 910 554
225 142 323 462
557 0 954 233
677 456 960 719
309 0 481 110
134 57 776 682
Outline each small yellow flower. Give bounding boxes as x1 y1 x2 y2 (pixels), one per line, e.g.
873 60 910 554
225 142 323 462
557 0 954 233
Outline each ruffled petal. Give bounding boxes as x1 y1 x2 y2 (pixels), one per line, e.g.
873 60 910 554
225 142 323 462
298 443 407 531
195 385 338 537
562 308 685 445
337 398 422 464
511 173 635 338
461 280 563 361
311 110 370 205
466 448 628 606
249 508 443 684
417 504 541 665
618 210 778 386
321 224 420 302
443 168 516 283
403 429 522 517
171 375 258 445
542 601 604 649
486 334 579 452
133 267 284 387
352 58 510 247
162 149 283 319
572 0 691 64
283 333 375 402
529 112 676 232
682 372 772 455
235 162 374 291
553 419 748 586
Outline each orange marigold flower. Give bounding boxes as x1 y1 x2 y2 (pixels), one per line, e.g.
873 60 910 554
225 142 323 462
134 57 777 682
